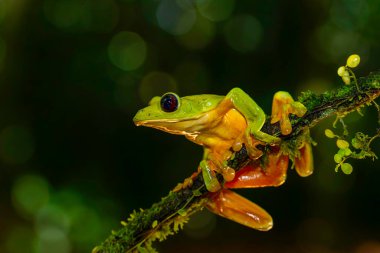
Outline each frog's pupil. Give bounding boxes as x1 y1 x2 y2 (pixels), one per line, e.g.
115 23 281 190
160 94 178 112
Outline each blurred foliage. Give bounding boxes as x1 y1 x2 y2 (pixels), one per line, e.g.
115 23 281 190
0 0 379 252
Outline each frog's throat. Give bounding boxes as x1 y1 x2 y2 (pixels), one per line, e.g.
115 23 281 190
134 119 202 137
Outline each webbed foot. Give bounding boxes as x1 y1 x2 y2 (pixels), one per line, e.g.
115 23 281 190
206 189 273 231
225 149 289 189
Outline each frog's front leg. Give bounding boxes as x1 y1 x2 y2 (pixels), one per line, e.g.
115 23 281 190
225 88 280 157
206 189 273 231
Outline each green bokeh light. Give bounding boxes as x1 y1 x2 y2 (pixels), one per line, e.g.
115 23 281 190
0 125 34 165
12 174 50 218
196 0 235 22
68 205 103 248
177 16 216 50
36 227 71 253
35 204 71 233
139 71 178 104
329 0 369 31
224 14 262 53
108 31 147 71
48 189 113 250
312 23 370 63
156 0 196 35
43 0 119 32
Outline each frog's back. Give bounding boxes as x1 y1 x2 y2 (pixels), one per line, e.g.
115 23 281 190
182 94 225 114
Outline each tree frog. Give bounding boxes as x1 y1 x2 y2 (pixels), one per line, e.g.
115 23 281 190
134 88 313 231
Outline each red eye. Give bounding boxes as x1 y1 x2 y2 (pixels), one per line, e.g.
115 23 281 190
160 93 179 112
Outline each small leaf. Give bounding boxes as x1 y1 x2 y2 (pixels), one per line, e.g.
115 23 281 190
334 154 343 163
351 138 362 149
341 163 353 175
336 139 349 149
343 148 352 156
338 148 346 156
325 129 335 138
346 54 360 68
337 66 346 77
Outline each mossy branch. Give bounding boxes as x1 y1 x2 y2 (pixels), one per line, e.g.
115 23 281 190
93 70 380 253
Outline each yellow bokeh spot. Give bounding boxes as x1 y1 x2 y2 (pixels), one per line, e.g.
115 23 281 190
177 16 215 50
108 31 147 71
12 174 50 218
139 71 178 104
196 0 235 22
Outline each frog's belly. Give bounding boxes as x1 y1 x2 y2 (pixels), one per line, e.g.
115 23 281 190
194 108 247 150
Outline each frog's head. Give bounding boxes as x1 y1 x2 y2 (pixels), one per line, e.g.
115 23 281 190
133 92 222 134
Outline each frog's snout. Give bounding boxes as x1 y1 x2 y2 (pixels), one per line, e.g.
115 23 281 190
133 109 144 125
133 109 154 126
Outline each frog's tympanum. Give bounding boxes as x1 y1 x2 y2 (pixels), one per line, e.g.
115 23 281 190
134 88 313 231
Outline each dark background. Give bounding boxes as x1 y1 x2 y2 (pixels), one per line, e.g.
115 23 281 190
0 0 379 252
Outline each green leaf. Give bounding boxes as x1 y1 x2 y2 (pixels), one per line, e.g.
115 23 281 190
341 163 353 175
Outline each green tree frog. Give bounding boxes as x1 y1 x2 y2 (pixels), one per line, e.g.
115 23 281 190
134 88 313 231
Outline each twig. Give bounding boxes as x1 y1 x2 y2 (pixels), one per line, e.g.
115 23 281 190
93 70 380 253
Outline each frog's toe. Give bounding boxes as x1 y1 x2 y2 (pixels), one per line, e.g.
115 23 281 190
295 142 313 177
271 92 307 136
222 167 235 182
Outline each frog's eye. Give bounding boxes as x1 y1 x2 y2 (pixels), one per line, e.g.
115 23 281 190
160 93 179 112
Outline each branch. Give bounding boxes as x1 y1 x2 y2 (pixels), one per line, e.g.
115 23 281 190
93 70 380 253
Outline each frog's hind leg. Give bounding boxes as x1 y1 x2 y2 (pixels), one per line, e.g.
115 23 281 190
206 189 273 231
225 150 289 189
294 141 313 177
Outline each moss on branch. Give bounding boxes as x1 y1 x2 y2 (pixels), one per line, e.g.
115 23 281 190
93 70 380 253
